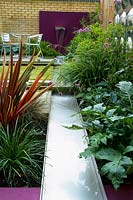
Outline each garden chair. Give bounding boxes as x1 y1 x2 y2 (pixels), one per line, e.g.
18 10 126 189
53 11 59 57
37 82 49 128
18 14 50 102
0 33 20 56
24 34 43 57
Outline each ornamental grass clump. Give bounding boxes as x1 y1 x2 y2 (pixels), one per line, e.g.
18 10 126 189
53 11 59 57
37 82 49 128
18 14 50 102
0 43 54 131
0 121 45 187
60 23 132 89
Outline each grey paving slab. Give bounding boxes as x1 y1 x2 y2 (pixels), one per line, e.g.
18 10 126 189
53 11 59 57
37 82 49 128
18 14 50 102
0 55 53 65
40 95 107 200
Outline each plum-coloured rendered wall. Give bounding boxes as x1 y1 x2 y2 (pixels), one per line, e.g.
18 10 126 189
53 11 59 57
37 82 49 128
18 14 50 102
0 0 99 35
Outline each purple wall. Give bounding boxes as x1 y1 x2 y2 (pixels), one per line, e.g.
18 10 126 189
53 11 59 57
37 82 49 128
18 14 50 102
104 185 133 200
0 188 40 200
39 11 89 52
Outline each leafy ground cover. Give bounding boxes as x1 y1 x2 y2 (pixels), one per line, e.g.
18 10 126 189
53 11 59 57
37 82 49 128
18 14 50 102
79 81 133 190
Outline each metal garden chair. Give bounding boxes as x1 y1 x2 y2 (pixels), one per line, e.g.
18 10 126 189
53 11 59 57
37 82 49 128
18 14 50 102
0 33 20 56
24 34 43 57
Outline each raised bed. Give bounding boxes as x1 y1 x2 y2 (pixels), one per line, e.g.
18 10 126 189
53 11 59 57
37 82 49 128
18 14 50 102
0 92 52 200
0 188 40 200
40 94 107 200
104 185 133 200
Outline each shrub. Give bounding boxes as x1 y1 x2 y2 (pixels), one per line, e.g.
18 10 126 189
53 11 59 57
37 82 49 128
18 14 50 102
40 41 59 57
27 39 59 57
67 23 104 56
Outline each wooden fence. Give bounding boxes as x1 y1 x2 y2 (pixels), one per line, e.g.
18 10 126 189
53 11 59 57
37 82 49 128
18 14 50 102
100 0 115 28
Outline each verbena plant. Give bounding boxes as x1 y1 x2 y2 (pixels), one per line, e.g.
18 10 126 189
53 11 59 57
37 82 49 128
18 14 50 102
0 121 45 187
0 43 54 131
66 23 104 56
60 23 132 89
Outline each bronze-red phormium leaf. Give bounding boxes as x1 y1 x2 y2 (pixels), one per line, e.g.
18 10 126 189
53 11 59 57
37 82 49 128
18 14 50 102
0 45 54 131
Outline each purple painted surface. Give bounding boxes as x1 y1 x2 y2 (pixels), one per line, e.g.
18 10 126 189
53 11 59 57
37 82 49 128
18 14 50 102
39 11 89 50
104 185 133 200
0 188 40 200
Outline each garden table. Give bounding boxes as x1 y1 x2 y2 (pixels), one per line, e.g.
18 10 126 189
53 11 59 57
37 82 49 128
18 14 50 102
10 33 31 55
12 33 30 42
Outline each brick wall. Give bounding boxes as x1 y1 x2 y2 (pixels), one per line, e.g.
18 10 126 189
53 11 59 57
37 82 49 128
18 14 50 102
0 0 99 34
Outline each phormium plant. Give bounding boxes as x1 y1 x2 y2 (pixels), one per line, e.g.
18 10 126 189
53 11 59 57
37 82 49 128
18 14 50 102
0 43 54 131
